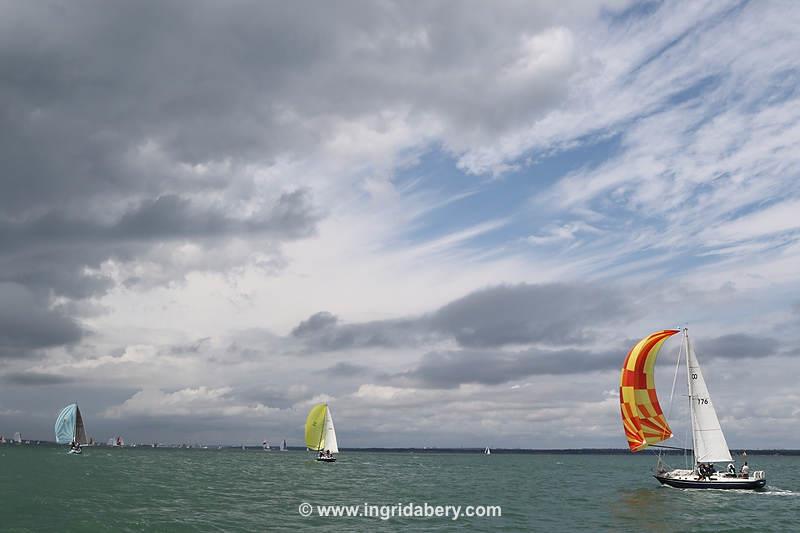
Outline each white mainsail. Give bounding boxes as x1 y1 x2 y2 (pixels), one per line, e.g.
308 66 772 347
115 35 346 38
323 408 339 454
14 432 22 443
686 331 732 463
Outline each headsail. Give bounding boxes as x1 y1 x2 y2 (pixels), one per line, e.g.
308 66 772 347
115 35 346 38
620 329 680 451
305 403 328 451
686 331 732 463
323 407 339 454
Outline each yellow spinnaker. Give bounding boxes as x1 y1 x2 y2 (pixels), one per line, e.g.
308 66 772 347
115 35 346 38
305 403 327 451
619 329 680 452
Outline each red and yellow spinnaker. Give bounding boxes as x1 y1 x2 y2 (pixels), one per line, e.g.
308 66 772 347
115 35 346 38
619 329 680 452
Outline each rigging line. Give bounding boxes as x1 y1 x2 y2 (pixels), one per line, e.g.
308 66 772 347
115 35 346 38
666 334 683 419
650 444 691 451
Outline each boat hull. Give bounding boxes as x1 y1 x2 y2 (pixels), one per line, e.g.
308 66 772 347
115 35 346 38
316 457 336 462
655 474 765 490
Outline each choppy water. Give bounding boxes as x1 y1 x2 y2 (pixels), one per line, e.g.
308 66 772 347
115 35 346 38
0 446 797 531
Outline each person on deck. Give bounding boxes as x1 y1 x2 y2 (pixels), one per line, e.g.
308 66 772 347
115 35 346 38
697 463 707 480
741 462 750 477
727 463 736 475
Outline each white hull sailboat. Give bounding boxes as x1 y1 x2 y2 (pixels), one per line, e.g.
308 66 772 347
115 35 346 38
280 439 288 452
484 447 491 455
620 328 765 490
55 403 89 454
305 403 339 462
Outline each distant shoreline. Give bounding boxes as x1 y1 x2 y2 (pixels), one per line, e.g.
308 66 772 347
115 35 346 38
4 443 799 455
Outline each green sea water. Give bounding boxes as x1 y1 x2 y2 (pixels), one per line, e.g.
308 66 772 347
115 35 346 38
1 446 797 532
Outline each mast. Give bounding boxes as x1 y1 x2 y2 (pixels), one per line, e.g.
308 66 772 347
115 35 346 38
684 328 697 469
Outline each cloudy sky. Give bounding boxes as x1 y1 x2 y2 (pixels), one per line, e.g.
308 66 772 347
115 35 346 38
2 0 799 448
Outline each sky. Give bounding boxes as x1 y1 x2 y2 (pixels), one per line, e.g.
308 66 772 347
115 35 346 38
1 0 799 448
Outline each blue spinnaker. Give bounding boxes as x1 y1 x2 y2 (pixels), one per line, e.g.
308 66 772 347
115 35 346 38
55 404 78 444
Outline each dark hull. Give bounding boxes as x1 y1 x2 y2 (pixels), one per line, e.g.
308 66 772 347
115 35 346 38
316 457 336 462
655 475 766 490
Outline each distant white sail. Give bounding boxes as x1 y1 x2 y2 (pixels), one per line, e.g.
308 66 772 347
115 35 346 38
686 332 732 463
280 439 287 451
14 432 22 444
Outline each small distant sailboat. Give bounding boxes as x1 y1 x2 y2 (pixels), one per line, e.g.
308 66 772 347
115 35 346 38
0 435 5 444
115 436 125 447
305 403 339 462
280 439 288 452
484 447 491 455
620 328 766 489
262 440 271 451
54 403 89 454
13 432 22 444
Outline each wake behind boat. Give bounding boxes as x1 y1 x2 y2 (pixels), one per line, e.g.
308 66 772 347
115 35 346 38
305 403 339 462
620 328 766 490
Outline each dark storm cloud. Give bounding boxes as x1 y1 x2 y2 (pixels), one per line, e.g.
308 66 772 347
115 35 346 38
0 190 315 247
319 362 371 377
429 283 629 347
1 371 76 386
697 334 780 360
395 347 621 389
292 283 631 352
1 0 577 212
292 311 429 352
1 0 590 358
389 332 786 389
166 337 212 356
0 283 83 359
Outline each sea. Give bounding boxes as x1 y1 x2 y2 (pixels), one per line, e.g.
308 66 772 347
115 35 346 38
1 446 797 532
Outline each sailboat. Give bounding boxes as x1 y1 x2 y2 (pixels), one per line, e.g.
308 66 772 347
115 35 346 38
55 403 89 454
280 439 288 452
305 403 339 462
13 432 22 444
262 440 271 451
620 328 766 489
484 447 491 455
